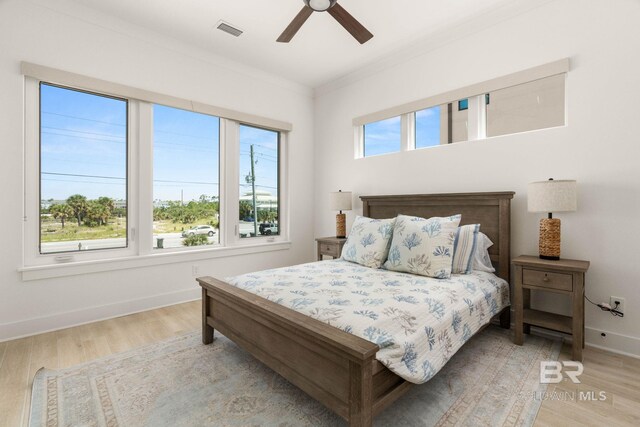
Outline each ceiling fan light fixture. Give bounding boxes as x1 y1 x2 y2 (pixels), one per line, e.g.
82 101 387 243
304 0 337 12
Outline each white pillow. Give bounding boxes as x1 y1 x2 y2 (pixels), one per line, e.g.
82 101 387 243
452 224 480 274
341 216 396 269
384 214 461 279
472 232 495 272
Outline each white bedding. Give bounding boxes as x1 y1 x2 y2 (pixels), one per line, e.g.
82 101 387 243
226 259 510 384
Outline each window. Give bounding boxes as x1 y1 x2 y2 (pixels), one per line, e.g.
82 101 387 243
486 74 565 137
23 64 291 271
153 105 220 249
446 101 469 144
415 106 442 149
363 116 401 157
40 83 128 254
239 125 280 238
354 60 568 159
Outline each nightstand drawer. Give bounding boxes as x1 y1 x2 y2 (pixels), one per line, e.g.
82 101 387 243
522 268 572 291
320 243 340 257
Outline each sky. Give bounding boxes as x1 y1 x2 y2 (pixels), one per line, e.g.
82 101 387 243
363 105 441 157
40 84 279 204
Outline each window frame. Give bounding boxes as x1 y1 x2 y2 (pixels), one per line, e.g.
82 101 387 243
23 73 290 271
25 78 139 266
354 59 569 159
150 103 223 253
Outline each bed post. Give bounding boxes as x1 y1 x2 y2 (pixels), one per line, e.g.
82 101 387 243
202 287 214 344
349 359 373 427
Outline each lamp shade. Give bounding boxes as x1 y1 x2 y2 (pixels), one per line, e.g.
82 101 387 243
528 179 577 213
330 191 352 211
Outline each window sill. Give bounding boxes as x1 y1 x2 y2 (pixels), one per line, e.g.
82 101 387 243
19 241 292 281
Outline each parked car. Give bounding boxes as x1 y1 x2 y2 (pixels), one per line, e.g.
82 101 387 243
182 225 216 237
259 222 278 235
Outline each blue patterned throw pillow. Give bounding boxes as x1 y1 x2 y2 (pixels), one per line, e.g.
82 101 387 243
341 216 396 269
384 214 461 278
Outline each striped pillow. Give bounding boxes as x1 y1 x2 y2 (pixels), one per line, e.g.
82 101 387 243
452 224 480 274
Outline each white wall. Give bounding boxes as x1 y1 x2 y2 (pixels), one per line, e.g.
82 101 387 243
314 0 640 357
0 0 315 340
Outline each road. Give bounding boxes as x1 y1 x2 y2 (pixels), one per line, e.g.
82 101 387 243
40 232 219 253
40 223 269 253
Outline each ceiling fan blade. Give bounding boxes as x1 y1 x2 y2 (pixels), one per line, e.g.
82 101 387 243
277 6 314 43
327 3 373 44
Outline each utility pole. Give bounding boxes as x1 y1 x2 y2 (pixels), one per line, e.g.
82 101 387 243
250 144 258 237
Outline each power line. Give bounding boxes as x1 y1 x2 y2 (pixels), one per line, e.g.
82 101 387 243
42 178 125 186
42 172 219 186
42 172 125 180
42 126 125 140
42 131 126 144
41 111 126 127
154 129 218 141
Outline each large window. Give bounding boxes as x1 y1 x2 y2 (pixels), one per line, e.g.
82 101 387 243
24 66 289 269
239 125 280 239
153 105 220 249
363 116 401 157
40 83 128 254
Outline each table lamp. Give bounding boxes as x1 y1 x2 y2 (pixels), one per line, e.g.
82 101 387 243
330 190 352 238
528 178 577 260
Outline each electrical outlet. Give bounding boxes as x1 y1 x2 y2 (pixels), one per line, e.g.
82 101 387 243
610 296 625 313
192 265 200 277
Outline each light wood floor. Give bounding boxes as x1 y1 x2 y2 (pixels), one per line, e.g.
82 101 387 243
1 301 638 427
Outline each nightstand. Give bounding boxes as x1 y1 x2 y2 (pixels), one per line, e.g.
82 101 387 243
513 255 590 361
315 236 347 261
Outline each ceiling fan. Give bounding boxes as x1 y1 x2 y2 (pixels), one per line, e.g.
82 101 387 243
277 0 373 44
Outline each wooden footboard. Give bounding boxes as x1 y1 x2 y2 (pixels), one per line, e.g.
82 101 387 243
198 276 411 427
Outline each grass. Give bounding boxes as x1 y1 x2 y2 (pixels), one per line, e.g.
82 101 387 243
40 217 127 242
40 216 217 242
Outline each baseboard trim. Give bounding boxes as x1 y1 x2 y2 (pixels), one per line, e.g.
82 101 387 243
0 287 201 342
525 325 640 360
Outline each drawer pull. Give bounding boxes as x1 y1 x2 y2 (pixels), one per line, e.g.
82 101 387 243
543 274 550 282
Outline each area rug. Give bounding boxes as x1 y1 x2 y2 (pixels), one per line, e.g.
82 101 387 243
29 326 561 427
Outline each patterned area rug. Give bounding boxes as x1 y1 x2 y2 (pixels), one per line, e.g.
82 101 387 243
29 326 560 427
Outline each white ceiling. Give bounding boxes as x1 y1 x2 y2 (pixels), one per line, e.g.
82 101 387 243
73 0 513 88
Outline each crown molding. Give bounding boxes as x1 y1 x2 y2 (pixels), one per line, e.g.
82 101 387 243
314 0 555 98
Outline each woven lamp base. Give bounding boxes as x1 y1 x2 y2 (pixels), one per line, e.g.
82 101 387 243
336 213 346 238
539 218 561 260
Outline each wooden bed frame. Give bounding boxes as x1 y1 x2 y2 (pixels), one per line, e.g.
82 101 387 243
197 191 514 426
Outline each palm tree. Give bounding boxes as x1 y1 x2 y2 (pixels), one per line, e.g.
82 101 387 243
66 194 88 226
96 197 115 225
50 203 73 228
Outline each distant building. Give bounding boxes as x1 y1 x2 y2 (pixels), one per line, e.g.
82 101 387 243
239 191 278 210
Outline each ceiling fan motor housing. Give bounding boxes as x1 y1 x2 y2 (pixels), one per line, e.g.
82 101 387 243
304 0 338 12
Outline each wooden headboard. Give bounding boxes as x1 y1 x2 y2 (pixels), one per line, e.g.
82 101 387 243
360 192 515 282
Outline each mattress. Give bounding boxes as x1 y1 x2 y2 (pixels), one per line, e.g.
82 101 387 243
226 259 510 384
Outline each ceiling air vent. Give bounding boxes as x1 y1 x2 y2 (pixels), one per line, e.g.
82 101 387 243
216 20 243 37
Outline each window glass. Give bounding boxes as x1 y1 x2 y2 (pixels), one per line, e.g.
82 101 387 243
40 83 127 253
153 105 220 249
415 106 442 149
486 74 565 137
448 101 469 143
363 116 401 156
239 125 279 239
